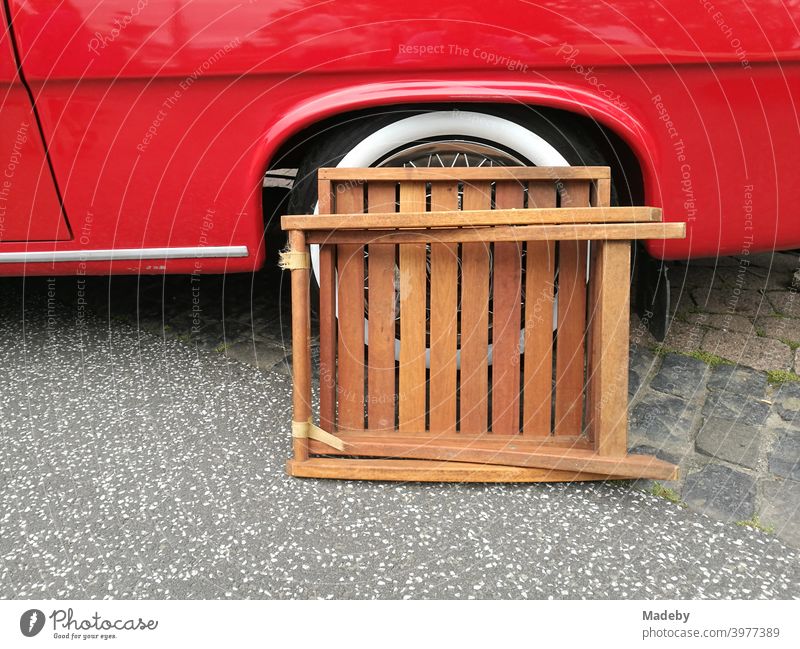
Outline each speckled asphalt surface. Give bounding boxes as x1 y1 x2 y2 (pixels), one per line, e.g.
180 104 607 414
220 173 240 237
1 287 799 599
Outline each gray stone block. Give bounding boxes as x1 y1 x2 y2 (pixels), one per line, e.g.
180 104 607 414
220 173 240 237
683 464 756 522
629 345 657 384
662 320 706 353
693 313 754 333
750 251 800 274
629 390 695 445
767 291 800 318
760 479 800 547
629 368 642 398
650 353 709 400
690 287 769 317
769 428 800 481
707 364 767 396
695 417 761 469
702 329 793 372
754 315 799 340
702 390 770 426
628 345 656 398
773 381 800 423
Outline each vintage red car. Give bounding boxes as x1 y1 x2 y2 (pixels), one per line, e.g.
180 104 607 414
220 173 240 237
1 0 798 283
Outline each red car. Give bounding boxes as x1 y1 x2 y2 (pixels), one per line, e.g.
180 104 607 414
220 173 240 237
1 0 798 282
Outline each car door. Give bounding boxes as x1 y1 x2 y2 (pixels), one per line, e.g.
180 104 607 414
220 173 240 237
0 2 68 241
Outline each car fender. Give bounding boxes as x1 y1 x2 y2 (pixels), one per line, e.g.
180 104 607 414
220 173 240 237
256 78 660 206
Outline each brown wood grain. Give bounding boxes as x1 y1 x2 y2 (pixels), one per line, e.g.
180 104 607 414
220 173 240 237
491 181 524 434
318 244 337 431
522 182 557 436
328 429 591 447
584 174 612 445
335 183 366 431
317 177 332 214
319 166 610 181
303 222 685 244
287 458 623 483
398 181 427 432
281 206 662 230
459 182 491 434
591 177 612 208
554 180 590 436
587 241 631 456
288 230 311 461
366 182 397 431
317 177 336 431
305 434 678 479
428 182 459 433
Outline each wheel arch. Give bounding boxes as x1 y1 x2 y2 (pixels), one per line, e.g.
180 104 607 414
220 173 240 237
259 80 654 207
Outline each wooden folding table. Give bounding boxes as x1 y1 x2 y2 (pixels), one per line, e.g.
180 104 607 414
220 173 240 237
280 166 684 482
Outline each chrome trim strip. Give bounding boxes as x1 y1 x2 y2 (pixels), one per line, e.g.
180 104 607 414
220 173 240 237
0 246 249 264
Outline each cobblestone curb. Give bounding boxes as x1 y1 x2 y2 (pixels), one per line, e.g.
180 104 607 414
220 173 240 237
628 348 800 545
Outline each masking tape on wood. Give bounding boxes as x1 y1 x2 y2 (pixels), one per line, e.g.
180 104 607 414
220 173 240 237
278 250 310 270
291 419 345 451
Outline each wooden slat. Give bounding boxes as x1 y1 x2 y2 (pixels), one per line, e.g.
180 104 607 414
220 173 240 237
584 175 612 445
304 222 686 244
307 435 590 456
282 206 662 230
328 429 591 448
319 166 610 181
491 181 524 434
317 176 332 215
303 435 678 479
428 182 459 433
318 244 337 431
587 241 631 456
366 182 397 431
398 181 427 432
288 458 620 483
288 230 311 462
554 180 590 436
335 183 365 430
317 177 336 431
522 182 557 436
312 433 592 453
591 178 612 208
459 182 491 433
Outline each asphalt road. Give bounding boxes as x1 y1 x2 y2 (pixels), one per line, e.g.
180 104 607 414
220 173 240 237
1 278 798 599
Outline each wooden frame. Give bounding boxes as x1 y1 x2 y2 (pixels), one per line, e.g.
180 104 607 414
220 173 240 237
281 167 685 482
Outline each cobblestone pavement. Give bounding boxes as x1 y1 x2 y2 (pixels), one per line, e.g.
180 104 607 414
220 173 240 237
634 251 800 374
2 250 799 554
627 251 800 546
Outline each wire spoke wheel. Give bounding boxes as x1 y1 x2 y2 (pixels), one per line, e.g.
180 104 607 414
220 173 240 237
364 139 528 346
300 110 581 364
377 139 526 168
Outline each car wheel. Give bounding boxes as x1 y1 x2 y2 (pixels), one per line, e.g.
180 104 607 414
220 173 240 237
289 108 608 363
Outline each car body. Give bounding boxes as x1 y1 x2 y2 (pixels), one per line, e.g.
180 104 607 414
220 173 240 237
1 0 798 276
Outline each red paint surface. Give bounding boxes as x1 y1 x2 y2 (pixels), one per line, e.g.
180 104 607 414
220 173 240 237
0 3 68 242
1 0 798 274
